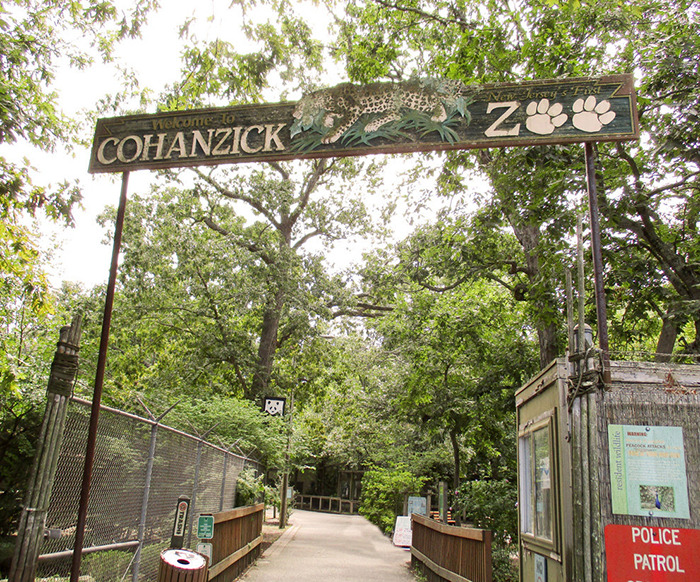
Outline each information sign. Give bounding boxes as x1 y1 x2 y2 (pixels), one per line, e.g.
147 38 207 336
393 516 412 547
196 542 213 561
170 496 190 549
263 396 286 416
605 524 700 581
407 496 427 516
534 554 547 582
608 425 690 518
197 514 214 540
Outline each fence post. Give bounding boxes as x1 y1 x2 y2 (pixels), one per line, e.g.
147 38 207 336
186 439 204 547
219 452 229 512
9 316 82 582
132 401 179 582
131 421 159 582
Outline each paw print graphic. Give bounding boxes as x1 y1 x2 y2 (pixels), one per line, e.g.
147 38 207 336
525 99 568 135
572 96 616 132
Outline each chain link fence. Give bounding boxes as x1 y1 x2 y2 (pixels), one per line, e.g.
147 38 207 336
35 397 260 581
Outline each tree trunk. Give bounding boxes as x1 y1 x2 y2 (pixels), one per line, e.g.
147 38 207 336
449 428 460 492
655 314 678 362
249 289 285 401
511 221 560 368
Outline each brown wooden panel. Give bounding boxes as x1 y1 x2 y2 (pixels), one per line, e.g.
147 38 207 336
89 75 638 174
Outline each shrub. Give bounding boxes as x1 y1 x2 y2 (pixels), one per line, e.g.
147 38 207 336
453 479 517 545
453 479 518 582
235 467 264 506
359 465 427 534
82 549 134 581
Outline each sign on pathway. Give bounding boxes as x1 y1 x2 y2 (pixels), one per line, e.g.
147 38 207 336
89 74 638 174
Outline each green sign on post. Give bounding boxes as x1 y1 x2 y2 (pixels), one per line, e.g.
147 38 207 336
197 514 214 540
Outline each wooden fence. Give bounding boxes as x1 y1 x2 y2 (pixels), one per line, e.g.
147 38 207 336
295 494 359 514
411 514 492 582
207 503 264 582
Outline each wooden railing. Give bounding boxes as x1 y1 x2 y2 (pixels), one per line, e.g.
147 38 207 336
411 513 492 582
295 494 359 514
208 503 264 582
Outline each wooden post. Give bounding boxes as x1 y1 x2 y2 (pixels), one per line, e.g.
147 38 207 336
9 316 82 582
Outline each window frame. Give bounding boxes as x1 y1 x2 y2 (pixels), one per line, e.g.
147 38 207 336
518 411 559 555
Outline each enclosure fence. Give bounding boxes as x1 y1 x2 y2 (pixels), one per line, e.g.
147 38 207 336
35 397 260 581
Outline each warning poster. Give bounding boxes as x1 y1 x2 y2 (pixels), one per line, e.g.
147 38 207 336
608 425 690 519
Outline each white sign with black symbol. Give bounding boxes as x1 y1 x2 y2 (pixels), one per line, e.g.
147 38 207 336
263 396 286 416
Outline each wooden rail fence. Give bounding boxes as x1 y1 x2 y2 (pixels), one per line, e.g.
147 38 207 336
411 513 492 582
295 494 359 514
207 503 264 582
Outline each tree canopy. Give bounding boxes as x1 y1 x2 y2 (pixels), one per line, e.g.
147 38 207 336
1 3 699 576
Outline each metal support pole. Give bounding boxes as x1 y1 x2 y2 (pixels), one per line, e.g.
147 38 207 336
219 453 229 512
132 398 179 581
131 423 158 582
584 143 611 384
279 390 294 529
71 171 129 582
187 440 204 547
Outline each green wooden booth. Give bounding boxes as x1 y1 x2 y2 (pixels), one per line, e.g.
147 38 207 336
516 359 700 582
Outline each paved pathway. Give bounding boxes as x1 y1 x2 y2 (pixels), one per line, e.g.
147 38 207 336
239 510 415 582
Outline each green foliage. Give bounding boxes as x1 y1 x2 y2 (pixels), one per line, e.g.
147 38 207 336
453 480 517 546
332 0 700 361
235 466 265 506
82 549 134 582
453 479 519 582
167 396 286 467
0 0 157 321
359 465 427 534
491 545 519 582
0 398 41 537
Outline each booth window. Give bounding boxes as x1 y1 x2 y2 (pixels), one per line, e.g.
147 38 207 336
519 420 554 544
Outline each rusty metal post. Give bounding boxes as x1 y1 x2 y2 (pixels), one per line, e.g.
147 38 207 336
70 171 129 581
584 144 611 384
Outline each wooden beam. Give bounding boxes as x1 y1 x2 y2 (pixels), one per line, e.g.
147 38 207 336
411 547 474 582
212 503 264 523
411 513 486 541
207 535 263 580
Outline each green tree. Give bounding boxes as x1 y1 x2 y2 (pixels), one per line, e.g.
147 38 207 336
0 0 157 309
329 0 700 361
367 245 538 487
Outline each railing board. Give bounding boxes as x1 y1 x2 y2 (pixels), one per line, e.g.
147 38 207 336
411 514 492 582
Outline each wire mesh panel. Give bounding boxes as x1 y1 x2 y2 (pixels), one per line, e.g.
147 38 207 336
35 398 259 581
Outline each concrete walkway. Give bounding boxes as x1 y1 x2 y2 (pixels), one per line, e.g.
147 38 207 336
239 510 416 582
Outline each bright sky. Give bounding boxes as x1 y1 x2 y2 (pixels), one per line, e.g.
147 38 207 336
26 2 293 288
22 1 452 289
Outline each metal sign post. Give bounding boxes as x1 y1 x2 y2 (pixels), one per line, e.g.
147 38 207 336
171 496 191 549
584 143 612 384
70 171 130 582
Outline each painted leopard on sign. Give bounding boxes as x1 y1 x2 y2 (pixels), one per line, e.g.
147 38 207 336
291 79 470 144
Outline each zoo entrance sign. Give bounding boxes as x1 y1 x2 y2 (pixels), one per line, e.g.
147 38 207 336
88 74 638 173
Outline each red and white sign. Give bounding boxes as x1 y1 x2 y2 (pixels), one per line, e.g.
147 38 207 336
605 524 700 581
